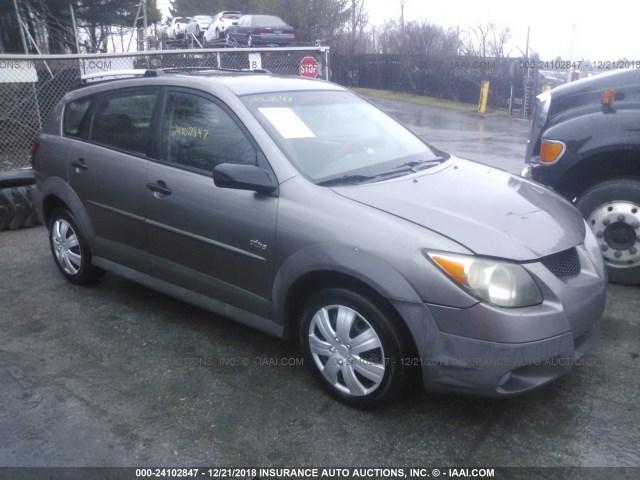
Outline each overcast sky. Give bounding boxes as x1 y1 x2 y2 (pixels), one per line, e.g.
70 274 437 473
157 0 638 61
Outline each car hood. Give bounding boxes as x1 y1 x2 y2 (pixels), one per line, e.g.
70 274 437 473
332 159 585 261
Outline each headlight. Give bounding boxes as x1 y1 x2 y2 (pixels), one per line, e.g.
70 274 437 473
424 251 543 308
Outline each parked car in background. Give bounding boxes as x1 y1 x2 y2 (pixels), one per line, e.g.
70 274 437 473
185 15 213 39
166 17 190 39
204 11 242 45
225 15 294 46
32 68 606 408
522 68 640 285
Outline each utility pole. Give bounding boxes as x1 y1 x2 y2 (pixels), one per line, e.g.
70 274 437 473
128 1 147 52
70 4 80 53
143 0 148 51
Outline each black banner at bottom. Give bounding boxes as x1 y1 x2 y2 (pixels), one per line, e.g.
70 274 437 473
0 467 637 480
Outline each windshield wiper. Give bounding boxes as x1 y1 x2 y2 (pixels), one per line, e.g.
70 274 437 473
317 174 374 186
393 158 444 172
318 166 422 186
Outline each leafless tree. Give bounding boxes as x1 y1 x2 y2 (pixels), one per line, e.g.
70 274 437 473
347 0 368 56
463 23 511 58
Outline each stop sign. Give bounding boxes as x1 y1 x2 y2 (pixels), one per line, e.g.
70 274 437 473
299 56 320 78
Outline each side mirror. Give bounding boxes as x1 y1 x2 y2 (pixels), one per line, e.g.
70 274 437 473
213 163 278 195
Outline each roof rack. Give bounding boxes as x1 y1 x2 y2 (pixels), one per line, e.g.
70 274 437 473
73 66 272 89
160 66 272 75
73 69 163 89
159 66 222 74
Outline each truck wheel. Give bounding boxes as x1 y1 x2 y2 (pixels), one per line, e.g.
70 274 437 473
0 185 41 231
576 179 640 284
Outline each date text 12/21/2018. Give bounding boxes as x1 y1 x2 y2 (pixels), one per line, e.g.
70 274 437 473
519 60 640 70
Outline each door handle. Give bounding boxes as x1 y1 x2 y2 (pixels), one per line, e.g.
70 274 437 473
146 181 172 196
71 159 88 171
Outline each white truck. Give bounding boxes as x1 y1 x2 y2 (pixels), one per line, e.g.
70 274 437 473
166 17 190 39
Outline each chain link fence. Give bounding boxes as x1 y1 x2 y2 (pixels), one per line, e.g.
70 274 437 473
332 54 528 114
0 47 330 172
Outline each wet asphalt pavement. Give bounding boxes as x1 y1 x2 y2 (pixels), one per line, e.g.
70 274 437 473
0 98 639 471
365 96 530 174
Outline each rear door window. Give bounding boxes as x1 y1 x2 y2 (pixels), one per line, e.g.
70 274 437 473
90 90 158 155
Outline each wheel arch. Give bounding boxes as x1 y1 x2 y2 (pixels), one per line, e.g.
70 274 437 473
40 176 95 240
272 244 423 361
554 147 640 201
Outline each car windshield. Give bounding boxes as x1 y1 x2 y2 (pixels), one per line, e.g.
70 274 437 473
175 17 188 23
243 90 445 184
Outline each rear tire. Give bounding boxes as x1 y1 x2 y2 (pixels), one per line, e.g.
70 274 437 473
299 287 412 409
48 209 104 285
576 178 640 284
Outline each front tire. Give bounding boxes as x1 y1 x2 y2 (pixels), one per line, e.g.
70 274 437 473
48 209 104 285
299 288 412 409
576 178 640 284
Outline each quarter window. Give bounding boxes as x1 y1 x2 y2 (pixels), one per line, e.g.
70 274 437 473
160 92 256 172
91 91 157 154
63 97 92 139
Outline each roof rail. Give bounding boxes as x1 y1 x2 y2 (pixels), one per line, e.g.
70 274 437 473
159 66 220 74
160 67 272 75
73 69 163 89
72 66 273 90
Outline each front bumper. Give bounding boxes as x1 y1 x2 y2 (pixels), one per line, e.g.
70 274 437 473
391 245 607 397
521 152 580 193
393 301 601 397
